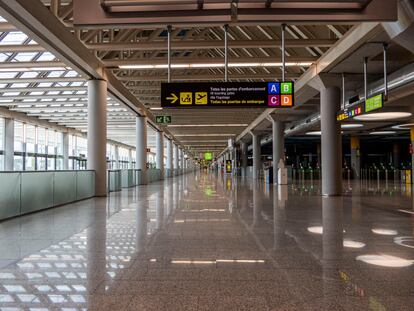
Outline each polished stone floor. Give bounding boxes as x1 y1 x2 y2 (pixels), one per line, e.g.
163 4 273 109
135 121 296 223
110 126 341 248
1 172 414 310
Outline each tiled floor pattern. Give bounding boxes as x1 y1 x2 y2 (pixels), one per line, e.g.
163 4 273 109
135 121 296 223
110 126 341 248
0 173 414 310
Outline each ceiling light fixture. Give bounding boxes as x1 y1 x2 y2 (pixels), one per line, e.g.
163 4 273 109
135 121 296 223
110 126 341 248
167 124 248 127
174 134 234 137
354 112 412 121
118 62 313 70
341 123 363 129
392 123 414 130
369 131 396 135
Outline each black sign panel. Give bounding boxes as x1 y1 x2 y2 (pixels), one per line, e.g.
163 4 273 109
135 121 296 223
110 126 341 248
161 82 294 108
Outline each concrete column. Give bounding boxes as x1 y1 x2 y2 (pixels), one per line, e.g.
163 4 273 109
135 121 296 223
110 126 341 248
156 131 164 178
62 132 69 170
180 148 184 172
4 118 14 171
251 132 261 179
173 143 179 171
114 145 120 169
166 138 173 171
128 149 133 169
87 79 107 197
321 86 342 196
350 137 360 178
411 128 414 182
136 116 148 184
271 120 285 184
241 142 248 178
393 143 400 169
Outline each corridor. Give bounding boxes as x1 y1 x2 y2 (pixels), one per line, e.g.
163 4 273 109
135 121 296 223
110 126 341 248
0 172 414 310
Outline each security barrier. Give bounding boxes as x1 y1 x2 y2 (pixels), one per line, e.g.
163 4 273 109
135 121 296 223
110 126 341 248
360 168 412 184
0 170 95 221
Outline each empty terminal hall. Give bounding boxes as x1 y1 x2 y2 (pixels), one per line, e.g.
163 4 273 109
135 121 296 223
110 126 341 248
1 0 414 310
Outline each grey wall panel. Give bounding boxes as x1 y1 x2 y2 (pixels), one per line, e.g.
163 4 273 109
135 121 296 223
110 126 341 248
21 172 54 214
0 173 21 219
76 171 95 200
54 171 77 206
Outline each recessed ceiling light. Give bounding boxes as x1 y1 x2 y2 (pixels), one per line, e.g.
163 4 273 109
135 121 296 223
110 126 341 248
306 131 321 136
369 131 396 135
341 123 363 129
149 107 163 110
392 123 414 130
354 112 412 121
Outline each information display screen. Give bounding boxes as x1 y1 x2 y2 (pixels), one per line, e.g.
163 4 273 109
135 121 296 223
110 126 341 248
365 93 383 112
204 152 213 161
161 82 294 108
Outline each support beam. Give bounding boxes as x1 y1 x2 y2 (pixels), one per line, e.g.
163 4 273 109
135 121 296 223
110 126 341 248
136 116 148 184
62 132 69 170
117 73 300 82
87 79 107 197
251 132 261 179
241 142 248 178
180 148 184 173
166 137 173 173
86 39 337 51
236 22 383 143
321 86 342 196
4 118 14 171
270 119 285 184
105 56 317 67
173 143 179 171
0 0 179 142
156 131 164 179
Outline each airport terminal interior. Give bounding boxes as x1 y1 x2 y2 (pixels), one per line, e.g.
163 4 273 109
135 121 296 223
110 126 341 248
1 0 414 310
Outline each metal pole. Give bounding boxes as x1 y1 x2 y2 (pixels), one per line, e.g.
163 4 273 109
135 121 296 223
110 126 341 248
383 43 388 100
364 57 368 101
167 25 172 83
341 73 346 109
224 24 229 82
281 24 286 81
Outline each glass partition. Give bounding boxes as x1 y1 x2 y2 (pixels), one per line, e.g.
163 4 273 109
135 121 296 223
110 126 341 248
0 170 95 221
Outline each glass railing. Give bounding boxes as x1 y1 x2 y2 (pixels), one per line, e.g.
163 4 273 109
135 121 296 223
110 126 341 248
0 170 95 221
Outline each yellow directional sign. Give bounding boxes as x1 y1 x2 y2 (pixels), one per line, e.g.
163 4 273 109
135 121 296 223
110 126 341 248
195 92 208 105
180 92 192 105
166 93 178 104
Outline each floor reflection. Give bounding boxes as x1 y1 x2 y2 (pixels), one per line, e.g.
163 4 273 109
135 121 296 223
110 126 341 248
0 172 413 310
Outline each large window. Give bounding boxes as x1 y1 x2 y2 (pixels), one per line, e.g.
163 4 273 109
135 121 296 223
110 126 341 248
14 121 24 170
0 117 4 170
1 119 134 172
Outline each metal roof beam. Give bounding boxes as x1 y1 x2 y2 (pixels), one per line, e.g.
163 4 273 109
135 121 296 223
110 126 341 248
86 39 337 51
104 56 317 67
117 73 300 81
235 22 384 143
0 0 182 146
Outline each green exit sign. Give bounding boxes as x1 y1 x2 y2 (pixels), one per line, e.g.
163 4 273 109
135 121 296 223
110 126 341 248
365 93 383 113
155 116 172 124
